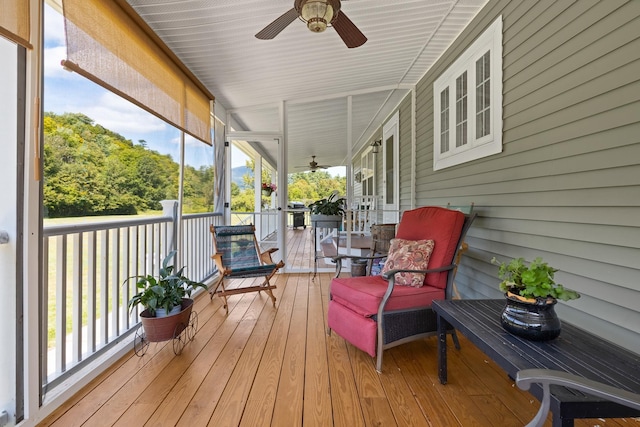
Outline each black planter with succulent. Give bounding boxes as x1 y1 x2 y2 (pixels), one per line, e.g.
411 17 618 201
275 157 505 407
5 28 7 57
308 192 345 229
491 256 580 341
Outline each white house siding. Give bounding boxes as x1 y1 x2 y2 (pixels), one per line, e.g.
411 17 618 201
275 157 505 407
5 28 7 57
407 0 640 353
397 96 413 211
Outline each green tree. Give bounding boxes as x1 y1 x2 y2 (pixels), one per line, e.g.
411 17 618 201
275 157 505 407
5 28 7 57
43 112 213 218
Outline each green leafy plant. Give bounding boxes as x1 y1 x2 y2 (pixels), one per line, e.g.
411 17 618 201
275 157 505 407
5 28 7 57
308 192 345 216
491 256 580 302
126 250 207 316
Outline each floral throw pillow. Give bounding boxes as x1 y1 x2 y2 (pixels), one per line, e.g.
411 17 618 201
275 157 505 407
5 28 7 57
381 238 435 287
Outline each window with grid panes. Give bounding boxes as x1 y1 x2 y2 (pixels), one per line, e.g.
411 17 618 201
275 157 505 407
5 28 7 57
433 17 503 170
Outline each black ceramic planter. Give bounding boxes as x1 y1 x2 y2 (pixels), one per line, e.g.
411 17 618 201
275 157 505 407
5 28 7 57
501 294 561 341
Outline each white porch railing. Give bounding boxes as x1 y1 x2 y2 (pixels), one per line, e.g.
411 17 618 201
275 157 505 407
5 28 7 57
40 200 395 392
41 210 222 393
350 195 382 233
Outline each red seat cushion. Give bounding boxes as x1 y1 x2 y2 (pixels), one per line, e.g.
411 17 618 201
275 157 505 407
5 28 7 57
396 207 465 289
327 300 378 357
330 275 445 317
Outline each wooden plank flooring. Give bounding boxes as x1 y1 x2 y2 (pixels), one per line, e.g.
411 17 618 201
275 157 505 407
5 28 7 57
39 228 637 426
39 272 637 426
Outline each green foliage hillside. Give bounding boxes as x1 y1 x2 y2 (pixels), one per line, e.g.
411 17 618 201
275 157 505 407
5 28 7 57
43 112 213 217
230 165 346 212
43 112 345 217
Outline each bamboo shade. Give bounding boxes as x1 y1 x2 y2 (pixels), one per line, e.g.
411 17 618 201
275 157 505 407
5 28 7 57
61 0 213 144
0 0 32 48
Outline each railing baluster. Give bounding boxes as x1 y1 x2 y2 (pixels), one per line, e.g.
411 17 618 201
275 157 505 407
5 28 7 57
87 231 96 353
72 233 82 363
100 230 109 346
55 235 67 374
42 238 50 384
131 225 140 320
122 227 130 330
110 228 120 337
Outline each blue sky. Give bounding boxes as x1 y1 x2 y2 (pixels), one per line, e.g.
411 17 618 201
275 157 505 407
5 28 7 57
43 4 218 169
43 5 344 175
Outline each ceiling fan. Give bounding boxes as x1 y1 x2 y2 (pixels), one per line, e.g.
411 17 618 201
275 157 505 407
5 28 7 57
296 155 331 172
255 0 367 48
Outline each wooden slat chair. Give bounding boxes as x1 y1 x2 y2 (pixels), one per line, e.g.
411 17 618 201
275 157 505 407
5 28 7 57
210 224 284 314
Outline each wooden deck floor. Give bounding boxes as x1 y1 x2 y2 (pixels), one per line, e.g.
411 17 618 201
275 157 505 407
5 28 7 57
283 226 373 271
39 230 635 426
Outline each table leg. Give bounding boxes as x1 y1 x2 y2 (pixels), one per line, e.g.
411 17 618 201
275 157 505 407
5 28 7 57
437 313 449 384
552 412 574 427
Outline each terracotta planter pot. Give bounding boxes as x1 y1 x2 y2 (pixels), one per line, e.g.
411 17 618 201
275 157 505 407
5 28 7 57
140 298 194 342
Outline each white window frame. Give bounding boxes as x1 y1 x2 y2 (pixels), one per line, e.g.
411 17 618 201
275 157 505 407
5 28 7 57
360 146 375 197
433 16 503 170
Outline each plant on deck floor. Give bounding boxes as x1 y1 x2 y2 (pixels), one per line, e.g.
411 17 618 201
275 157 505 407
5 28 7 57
126 250 207 316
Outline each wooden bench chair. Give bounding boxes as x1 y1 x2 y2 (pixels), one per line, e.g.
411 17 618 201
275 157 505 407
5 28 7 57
209 224 284 314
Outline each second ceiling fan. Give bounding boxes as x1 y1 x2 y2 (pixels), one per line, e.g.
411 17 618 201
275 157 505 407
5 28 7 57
255 0 367 48
296 156 331 172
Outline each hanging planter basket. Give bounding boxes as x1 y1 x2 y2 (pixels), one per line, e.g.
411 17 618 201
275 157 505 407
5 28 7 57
262 189 273 196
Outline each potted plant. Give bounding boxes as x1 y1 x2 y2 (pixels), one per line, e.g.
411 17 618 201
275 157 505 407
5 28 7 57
261 182 277 196
127 250 207 317
123 251 207 344
126 251 207 342
308 191 345 228
491 256 580 341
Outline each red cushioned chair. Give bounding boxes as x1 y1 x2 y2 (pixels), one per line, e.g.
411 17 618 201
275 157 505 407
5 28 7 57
327 206 476 372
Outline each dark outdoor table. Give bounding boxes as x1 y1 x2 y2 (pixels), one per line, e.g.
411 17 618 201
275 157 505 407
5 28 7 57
433 299 640 427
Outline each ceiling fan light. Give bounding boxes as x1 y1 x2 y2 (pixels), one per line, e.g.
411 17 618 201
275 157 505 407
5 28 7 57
301 1 334 33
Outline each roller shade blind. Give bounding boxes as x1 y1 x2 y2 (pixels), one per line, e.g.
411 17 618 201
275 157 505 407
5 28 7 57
0 0 32 48
61 0 213 144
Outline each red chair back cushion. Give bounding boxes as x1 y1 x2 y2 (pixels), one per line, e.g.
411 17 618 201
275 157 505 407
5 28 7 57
395 206 465 289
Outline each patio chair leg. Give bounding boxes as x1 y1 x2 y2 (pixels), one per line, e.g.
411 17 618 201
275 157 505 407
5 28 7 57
263 280 277 308
222 295 229 315
213 279 229 315
375 353 383 373
209 275 224 301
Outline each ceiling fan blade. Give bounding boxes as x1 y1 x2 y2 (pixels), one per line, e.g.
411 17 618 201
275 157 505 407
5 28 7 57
255 8 298 40
333 11 367 48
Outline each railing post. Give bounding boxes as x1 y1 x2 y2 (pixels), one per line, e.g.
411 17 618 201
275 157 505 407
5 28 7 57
161 199 178 251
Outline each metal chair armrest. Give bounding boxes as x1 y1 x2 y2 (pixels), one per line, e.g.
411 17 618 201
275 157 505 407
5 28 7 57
516 369 640 427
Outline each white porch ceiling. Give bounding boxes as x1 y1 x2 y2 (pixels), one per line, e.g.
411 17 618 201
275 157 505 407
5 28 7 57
126 0 487 172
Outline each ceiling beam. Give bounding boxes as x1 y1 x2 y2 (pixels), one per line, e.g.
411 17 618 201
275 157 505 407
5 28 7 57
226 83 415 113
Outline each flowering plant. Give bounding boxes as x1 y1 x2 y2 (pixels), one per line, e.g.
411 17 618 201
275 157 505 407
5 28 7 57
261 182 277 192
